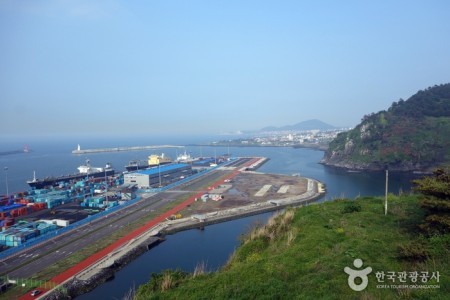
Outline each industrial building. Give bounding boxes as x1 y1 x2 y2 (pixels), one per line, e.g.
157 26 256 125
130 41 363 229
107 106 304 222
123 163 192 188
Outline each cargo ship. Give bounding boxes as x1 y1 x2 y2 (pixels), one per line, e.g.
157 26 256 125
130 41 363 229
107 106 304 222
125 153 172 171
27 160 114 189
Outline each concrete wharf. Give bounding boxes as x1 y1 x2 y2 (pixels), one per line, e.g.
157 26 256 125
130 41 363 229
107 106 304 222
72 144 184 154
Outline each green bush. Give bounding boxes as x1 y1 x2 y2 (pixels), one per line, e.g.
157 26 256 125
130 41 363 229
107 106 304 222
341 202 361 214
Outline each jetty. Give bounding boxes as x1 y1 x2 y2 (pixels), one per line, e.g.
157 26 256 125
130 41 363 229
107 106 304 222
0 145 30 156
72 144 184 154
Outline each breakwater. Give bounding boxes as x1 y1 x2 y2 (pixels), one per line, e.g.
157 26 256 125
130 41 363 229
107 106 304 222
0 150 27 156
72 145 184 154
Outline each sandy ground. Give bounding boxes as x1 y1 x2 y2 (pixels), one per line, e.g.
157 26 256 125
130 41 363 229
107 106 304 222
183 173 308 215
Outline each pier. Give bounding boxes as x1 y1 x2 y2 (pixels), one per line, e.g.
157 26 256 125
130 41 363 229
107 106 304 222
72 144 184 154
1 156 325 299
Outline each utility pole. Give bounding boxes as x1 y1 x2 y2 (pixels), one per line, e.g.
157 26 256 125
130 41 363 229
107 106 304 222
158 164 162 187
4 167 8 198
384 169 389 216
104 167 108 207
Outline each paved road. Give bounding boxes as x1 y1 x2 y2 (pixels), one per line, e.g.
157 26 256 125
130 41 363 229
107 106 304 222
0 160 247 280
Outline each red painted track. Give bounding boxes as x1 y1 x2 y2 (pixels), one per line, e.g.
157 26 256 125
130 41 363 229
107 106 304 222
20 158 260 299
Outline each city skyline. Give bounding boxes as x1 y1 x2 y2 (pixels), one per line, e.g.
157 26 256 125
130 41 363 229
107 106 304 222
1 1 450 137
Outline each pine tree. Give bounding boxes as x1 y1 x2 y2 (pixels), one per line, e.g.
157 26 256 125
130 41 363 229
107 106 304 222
413 168 450 235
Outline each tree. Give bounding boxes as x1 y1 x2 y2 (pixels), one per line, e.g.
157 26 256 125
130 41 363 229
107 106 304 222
413 168 450 235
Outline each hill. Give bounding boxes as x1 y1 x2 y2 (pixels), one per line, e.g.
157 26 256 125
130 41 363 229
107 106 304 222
261 119 336 132
134 193 449 299
321 84 450 171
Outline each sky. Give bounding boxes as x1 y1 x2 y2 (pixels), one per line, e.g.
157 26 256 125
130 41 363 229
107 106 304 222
1 0 450 137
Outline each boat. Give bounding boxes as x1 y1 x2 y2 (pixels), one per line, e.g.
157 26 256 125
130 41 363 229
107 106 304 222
176 150 198 163
125 160 148 171
148 153 172 166
27 160 114 189
125 153 172 171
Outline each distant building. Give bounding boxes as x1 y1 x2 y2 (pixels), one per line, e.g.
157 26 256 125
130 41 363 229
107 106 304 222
124 163 192 188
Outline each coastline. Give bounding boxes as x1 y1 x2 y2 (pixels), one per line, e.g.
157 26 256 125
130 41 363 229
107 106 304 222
189 143 328 151
160 182 324 235
319 159 435 174
44 177 325 299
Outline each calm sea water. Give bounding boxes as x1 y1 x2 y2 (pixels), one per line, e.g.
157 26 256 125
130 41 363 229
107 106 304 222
0 135 421 299
0 135 416 198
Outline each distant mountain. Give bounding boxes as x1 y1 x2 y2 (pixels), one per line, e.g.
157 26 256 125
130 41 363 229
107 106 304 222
261 119 336 132
321 83 450 171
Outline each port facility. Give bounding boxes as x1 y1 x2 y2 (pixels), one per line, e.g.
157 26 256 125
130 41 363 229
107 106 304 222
0 157 324 299
72 144 184 154
124 163 192 188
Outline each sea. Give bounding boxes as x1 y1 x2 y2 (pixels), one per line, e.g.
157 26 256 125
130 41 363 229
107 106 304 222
0 134 421 299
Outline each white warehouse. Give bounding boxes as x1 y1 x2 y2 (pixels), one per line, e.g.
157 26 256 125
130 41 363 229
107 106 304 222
124 163 192 188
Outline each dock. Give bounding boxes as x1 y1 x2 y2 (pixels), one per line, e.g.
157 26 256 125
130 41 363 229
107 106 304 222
72 144 184 154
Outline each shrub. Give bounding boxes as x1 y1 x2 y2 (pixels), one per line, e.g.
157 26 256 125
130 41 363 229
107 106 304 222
413 168 450 235
141 270 189 293
397 242 428 262
341 202 361 214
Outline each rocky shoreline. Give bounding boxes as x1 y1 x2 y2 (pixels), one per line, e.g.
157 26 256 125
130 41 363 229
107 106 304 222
320 157 436 173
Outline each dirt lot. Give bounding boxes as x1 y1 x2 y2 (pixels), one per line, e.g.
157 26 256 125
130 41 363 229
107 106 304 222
184 172 308 215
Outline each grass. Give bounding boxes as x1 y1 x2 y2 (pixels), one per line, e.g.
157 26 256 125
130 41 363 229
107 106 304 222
135 194 449 300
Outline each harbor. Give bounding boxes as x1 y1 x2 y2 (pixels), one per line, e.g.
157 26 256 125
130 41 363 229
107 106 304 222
71 144 184 154
0 142 420 300
0 158 214 253
32 158 325 299
0 154 325 299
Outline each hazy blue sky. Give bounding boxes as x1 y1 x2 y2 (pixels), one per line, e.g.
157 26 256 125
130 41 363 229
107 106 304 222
1 0 449 136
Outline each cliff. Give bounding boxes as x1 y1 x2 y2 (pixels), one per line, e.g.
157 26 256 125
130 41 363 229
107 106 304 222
321 84 450 171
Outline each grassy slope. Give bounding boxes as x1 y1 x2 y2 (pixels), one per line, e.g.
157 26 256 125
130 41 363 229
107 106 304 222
135 195 449 300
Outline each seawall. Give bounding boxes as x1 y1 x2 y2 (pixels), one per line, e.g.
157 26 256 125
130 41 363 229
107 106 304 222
44 188 323 298
162 185 323 235
72 145 184 154
44 237 163 299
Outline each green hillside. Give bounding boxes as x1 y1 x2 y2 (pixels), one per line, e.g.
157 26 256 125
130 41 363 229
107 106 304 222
321 83 450 171
134 171 449 299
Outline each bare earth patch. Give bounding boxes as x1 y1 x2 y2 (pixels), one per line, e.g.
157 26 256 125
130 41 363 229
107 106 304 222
184 173 308 215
